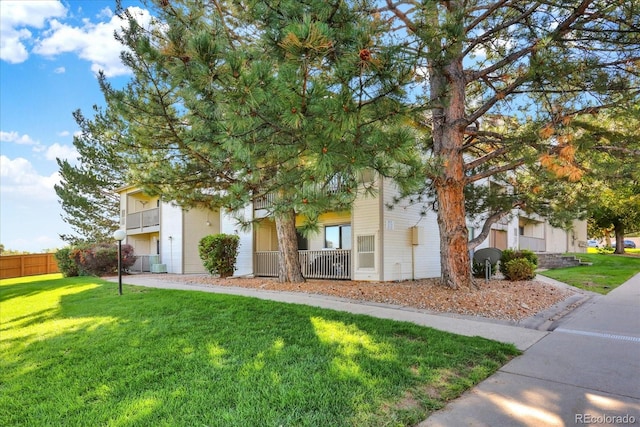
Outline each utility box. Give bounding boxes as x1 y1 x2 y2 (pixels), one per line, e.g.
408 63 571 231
151 264 168 273
411 226 423 246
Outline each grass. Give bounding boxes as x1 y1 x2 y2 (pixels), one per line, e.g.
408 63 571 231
0 274 519 427
540 252 640 294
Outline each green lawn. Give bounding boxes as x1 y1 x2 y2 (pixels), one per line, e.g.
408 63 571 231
0 274 518 427
540 253 640 294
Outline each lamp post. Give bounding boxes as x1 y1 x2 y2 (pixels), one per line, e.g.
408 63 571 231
113 229 127 295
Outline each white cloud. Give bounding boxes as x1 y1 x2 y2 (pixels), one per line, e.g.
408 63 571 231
45 143 79 163
97 7 114 20
58 130 71 137
54 66 66 74
0 0 67 63
1 2 152 77
0 130 37 145
33 7 153 77
0 155 60 201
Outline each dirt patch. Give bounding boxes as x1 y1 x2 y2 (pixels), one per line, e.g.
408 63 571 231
155 274 575 323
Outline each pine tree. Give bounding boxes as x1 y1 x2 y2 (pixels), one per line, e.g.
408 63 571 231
101 0 420 282
380 0 640 288
55 108 128 244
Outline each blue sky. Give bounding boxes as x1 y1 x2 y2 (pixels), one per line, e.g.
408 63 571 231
1 1 151 252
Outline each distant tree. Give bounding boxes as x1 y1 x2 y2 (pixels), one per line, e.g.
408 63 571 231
55 108 129 244
574 108 640 253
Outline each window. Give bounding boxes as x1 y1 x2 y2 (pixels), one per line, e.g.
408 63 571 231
325 225 351 250
357 235 375 269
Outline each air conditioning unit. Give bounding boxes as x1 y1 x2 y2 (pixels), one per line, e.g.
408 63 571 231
151 264 167 273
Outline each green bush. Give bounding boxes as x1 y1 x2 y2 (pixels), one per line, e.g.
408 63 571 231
69 243 137 276
198 234 240 278
499 249 538 276
472 260 497 278
55 247 79 277
503 258 537 281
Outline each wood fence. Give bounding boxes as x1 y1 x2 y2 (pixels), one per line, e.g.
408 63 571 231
0 253 59 279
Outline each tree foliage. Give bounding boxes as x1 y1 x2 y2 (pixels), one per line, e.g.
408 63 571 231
55 108 129 244
77 0 639 289
99 0 421 282
379 0 640 288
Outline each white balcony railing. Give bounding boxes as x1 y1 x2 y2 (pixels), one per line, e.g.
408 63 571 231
255 250 351 280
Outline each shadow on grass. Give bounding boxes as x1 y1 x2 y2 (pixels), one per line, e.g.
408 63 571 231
1 277 518 427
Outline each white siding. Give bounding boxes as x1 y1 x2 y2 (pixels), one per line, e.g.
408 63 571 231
221 206 254 276
381 179 440 281
351 182 381 281
160 202 183 274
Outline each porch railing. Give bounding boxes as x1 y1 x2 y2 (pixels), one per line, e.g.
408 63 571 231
129 255 160 273
519 236 546 252
255 250 351 280
126 208 160 230
254 193 277 210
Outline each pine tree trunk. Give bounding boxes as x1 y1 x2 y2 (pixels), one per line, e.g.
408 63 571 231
274 209 306 283
430 57 475 290
433 146 475 290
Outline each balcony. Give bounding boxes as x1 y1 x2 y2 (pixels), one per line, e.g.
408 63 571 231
255 249 351 280
519 236 546 252
253 176 352 211
126 208 160 233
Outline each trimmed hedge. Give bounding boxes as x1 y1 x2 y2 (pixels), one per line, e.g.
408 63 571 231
503 258 537 281
198 234 240 278
500 249 538 281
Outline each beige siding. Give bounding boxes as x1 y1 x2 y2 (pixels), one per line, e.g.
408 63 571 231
129 233 159 255
544 219 588 253
255 219 278 251
183 208 221 274
304 211 351 250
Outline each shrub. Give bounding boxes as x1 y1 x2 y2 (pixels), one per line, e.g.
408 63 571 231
70 242 137 276
199 234 240 278
503 258 537 281
597 246 614 254
472 260 497 278
499 249 538 276
55 247 79 277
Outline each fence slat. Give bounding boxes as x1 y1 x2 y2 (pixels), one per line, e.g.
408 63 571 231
0 253 60 279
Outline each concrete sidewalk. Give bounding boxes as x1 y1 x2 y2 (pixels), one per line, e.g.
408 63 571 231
423 273 640 426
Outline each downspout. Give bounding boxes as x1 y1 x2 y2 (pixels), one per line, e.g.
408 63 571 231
378 175 384 281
